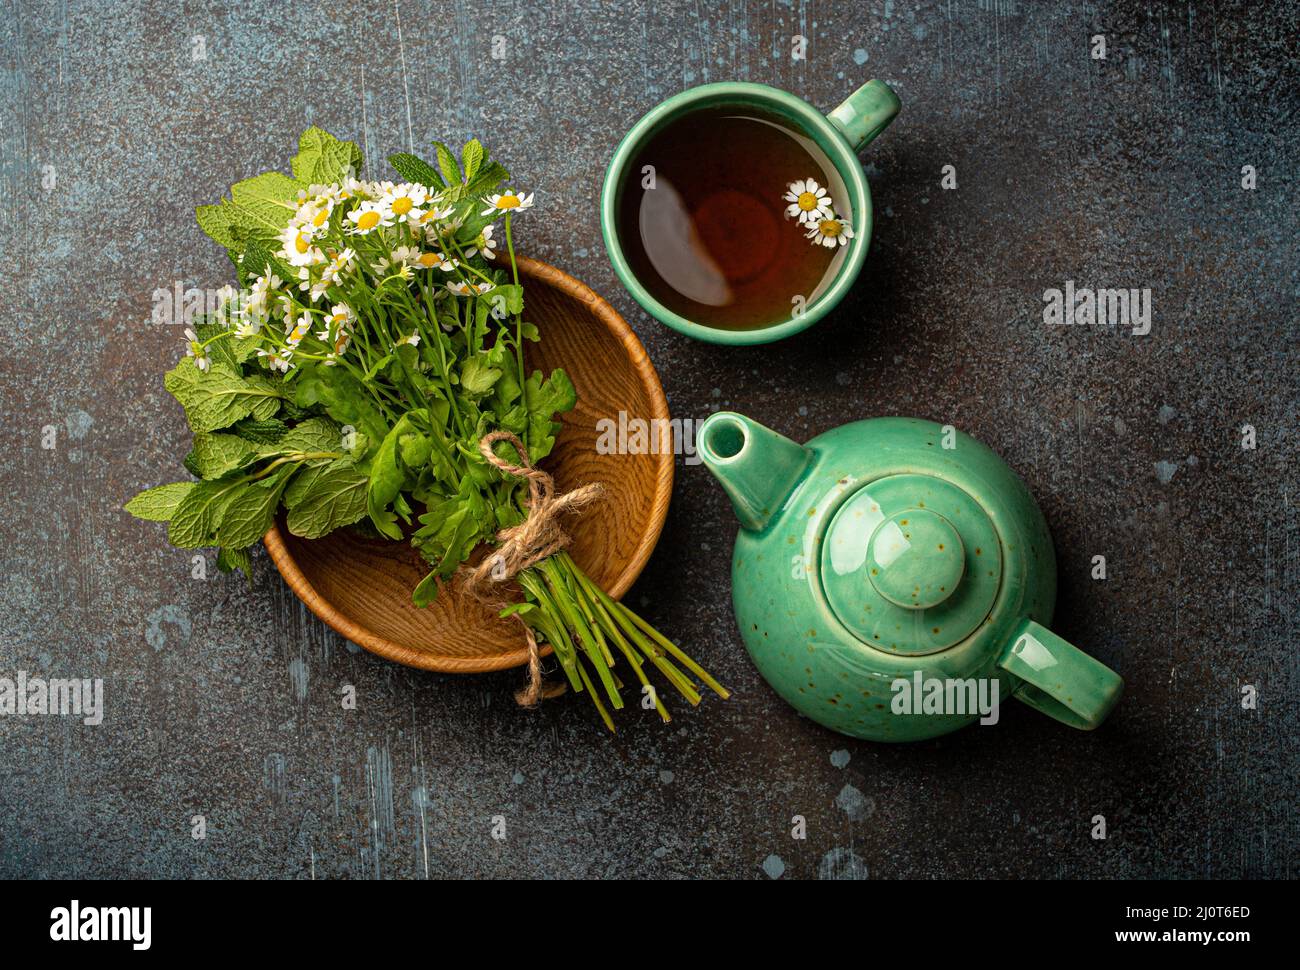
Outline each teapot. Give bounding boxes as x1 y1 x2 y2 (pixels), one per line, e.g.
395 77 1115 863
697 412 1123 741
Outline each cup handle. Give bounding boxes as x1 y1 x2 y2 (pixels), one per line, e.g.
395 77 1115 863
997 619 1124 730
827 79 901 152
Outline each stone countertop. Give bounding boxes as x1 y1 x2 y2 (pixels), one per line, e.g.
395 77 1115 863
0 0 1295 878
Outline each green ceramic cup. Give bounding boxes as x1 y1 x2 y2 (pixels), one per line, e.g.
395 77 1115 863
600 80 900 345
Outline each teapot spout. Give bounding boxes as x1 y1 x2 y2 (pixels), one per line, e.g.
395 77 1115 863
698 412 813 532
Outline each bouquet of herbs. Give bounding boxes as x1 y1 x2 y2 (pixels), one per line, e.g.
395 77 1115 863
126 127 725 728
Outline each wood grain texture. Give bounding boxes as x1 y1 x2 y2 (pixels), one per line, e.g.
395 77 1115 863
262 255 673 672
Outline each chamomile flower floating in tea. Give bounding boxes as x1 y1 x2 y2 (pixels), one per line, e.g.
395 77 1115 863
617 107 851 330
805 213 855 248
783 178 834 224
126 128 726 729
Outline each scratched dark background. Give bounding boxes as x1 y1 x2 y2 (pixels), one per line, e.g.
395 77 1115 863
0 0 1296 880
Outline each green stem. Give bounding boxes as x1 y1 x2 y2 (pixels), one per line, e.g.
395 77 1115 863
504 212 527 449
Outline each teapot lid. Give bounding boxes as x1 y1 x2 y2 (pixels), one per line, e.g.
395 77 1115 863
818 474 1003 656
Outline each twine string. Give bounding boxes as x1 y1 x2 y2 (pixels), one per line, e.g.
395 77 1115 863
461 430 603 705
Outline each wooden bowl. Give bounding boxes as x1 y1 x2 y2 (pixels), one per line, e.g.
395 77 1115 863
263 256 673 672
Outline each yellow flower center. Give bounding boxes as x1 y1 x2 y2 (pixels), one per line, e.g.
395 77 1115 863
820 219 843 237
295 233 310 254
357 210 380 230
797 191 819 212
312 209 329 227
496 194 521 209
419 252 440 268
391 196 413 215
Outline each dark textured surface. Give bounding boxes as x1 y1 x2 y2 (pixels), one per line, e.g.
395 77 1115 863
1 0 1296 879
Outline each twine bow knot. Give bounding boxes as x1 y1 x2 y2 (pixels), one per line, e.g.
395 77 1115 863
461 430 604 706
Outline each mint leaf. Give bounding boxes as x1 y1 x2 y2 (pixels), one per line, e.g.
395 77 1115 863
462 139 484 181
433 141 461 187
388 152 445 190
229 171 303 236
168 478 247 548
214 472 290 548
292 127 363 185
230 417 289 445
216 545 252 576
184 432 259 479
124 482 195 522
278 416 342 455
165 361 284 433
462 161 510 202
195 201 241 250
239 241 297 290
283 461 369 539
194 321 240 373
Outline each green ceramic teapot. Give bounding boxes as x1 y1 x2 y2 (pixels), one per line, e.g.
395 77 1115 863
697 412 1123 742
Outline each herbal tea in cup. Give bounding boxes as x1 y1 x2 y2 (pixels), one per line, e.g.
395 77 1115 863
616 106 853 332
601 80 900 345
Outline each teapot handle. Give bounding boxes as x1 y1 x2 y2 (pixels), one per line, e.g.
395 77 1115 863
997 619 1123 730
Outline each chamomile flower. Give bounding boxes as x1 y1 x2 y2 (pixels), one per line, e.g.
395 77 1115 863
347 200 393 234
481 188 534 216
285 311 313 346
464 224 498 260
383 183 429 223
294 197 335 232
417 204 455 228
784 178 834 225
324 302 355 331
233 316 261 340
373 245 421 276
275 292 296 326
183 328 210 371
424 214 463 247
446 280 493 298
804 213 855 248
278 224 325 267
337 176 369 202
297 267 332 304
245 274 280 320
295 184 336 207
415 250 458 271
257 347 294 373
214 284 239 319
315 327 352 358
320 248 356 285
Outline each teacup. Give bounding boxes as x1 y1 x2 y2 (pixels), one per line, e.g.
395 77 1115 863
600 80 899 345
